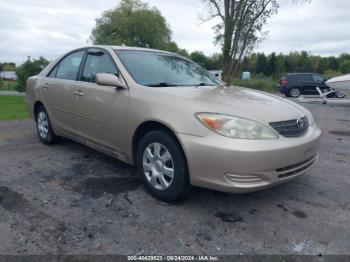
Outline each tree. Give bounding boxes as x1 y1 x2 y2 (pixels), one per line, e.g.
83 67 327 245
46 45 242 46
203 0 310 82
328 57 339 71
255 53 268 75
190 51 209 68
16 57 49 92
91 0 174 51
266 52 277 76
2 63 16 71
339 60 350 74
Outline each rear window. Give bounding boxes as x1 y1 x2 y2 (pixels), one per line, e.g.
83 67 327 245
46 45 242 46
286 75 298 81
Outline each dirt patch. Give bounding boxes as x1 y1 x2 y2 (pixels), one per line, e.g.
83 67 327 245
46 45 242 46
0 186 29 212
292 210 307 219
277 204 289 212
73 176 140 198
214 211 243 223
328 130 350 137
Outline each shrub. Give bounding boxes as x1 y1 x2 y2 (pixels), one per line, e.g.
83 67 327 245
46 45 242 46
339 60 350 74
231 78 277 93
324 69 342 79
15 57 49 92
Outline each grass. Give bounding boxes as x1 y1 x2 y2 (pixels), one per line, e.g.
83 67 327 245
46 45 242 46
0 80 18 91
0 96 28 121
231 78 278 93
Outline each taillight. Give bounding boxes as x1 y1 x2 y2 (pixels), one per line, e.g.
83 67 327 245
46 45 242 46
281 79 289 86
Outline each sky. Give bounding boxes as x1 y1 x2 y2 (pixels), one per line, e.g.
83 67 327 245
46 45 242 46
0 0 349 64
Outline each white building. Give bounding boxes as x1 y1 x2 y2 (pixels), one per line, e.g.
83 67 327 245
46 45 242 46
0 71 17 81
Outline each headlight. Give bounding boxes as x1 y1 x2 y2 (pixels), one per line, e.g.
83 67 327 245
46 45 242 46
195 113 279 139
305 110 314 126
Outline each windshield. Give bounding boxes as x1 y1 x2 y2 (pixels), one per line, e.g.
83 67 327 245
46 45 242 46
115 50 223 87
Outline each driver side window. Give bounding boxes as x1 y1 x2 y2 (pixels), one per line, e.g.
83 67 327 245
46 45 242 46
312 74 324 82
81 52 119 83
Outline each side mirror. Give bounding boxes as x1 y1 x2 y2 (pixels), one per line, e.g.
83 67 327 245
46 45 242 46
95 73 125 89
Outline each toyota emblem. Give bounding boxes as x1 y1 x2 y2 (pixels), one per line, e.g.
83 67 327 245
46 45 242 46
297 117 306 129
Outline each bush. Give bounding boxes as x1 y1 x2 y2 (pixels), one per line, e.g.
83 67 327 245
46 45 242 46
15 57 49 92
339 60 350 74
0 80 17 91
231 78 277 93
324 69 342 79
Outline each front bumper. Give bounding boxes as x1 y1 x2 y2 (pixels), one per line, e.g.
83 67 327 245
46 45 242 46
178 125 321 193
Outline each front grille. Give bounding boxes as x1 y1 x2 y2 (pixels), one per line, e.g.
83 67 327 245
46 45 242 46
270 117 309 137
277 157 316 179
276 156 316 173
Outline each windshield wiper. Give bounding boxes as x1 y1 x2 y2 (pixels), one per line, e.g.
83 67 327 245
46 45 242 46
147 82 179 87
194 82 216 87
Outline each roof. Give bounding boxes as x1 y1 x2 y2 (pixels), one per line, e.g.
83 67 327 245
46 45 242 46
91 45 174 55
285 73 318 75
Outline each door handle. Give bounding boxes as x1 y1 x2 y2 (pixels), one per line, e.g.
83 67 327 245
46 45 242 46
42 83 49 89
74 90 84 97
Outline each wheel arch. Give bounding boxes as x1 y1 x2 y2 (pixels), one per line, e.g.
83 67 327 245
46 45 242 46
34 101 44 118
131 121 189 169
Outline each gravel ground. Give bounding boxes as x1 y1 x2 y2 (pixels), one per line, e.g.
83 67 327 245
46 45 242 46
0 101 349 255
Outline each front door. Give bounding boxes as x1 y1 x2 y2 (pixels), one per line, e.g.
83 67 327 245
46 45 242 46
42 50 85 134
300 74 316 94
73 49 129 154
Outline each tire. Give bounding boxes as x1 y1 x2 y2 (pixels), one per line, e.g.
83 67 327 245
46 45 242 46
336 90 346 98
321 88 332 98
288 87 300 98
35 105 57 145
136 130 190 202
321 87 330 93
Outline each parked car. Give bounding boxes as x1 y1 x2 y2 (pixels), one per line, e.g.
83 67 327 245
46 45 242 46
25 46 321 201
278 73 331 98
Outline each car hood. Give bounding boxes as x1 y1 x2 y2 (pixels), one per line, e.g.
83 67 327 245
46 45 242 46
157 85 307 124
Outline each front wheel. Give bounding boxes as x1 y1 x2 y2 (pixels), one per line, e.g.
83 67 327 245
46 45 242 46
35 105 58 145
335 90 346 98
136 130 190 202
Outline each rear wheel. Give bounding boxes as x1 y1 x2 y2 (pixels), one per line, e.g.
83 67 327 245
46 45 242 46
289 87 300 98
35 105 57 145
136 130 190 202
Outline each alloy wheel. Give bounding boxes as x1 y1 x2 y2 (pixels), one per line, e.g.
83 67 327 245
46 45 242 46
290 88 300 98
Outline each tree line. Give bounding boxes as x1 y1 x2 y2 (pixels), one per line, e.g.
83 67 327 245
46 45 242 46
187 50 350 79
3 0 349 92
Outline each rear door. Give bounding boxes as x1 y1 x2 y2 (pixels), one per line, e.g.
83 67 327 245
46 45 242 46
73 48 129 154
299 74 316 94
42 50 86 134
